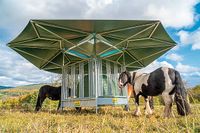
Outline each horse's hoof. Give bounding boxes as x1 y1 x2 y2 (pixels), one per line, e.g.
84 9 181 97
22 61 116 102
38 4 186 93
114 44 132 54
124 105 130 111
34 110 39 113
163 114 170 118
75 107 81 112
134 110 142 116
145 110 153 115
57 110 62 114
134 113 141 116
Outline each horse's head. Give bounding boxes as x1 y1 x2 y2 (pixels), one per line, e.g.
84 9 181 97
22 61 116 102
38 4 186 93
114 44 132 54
118 70 131 89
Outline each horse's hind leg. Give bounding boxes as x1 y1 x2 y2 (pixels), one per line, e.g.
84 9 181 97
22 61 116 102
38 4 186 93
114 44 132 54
162 93 173 117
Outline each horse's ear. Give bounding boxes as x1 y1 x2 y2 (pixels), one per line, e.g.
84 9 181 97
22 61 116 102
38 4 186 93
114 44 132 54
124 70 130 76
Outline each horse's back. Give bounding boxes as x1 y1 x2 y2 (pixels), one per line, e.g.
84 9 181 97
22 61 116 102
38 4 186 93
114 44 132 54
139 67 175 96
150 67 175 81
39 85 61 100
39 85 50 93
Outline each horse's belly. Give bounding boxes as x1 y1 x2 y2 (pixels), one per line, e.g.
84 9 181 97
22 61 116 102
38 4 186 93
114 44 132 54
48 96 60 100
141 85 164 96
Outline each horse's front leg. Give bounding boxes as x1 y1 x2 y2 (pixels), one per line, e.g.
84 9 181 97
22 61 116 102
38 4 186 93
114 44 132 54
149 96 154 110
35 95 46 112
144 96 153 115
124 83 133 111
134 93 141 116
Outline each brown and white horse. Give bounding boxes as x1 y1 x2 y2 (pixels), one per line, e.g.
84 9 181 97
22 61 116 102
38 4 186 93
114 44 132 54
118 67 191 117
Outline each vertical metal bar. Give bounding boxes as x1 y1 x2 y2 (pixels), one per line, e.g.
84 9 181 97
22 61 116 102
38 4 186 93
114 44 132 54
79 62 84 98
75 66 78 98
88 60 90 97
71 64 76 98
110 62 114 96
61 52 67 110
98 59 103 96
102 60 107 96
106 61 112 95
93 33 98 113
65 66 69 99
61 66 65 109
88 60 93 97
95 59 98 98
114 63 118 96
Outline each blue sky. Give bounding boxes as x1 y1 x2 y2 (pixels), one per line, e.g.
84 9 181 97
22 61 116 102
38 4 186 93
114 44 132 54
0 0 200 87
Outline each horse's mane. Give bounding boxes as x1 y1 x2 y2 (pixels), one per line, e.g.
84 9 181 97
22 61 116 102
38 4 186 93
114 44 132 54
125 70 131 83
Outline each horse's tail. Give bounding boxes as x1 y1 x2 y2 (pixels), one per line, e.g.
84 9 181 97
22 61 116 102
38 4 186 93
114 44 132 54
174 70 191 116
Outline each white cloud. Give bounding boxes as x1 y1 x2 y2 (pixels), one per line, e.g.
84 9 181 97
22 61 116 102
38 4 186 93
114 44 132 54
177 28 200 50
0 0 88 38
181 72 200 77
166 53 183 62
85 0 113 17
0 45 57 86
85 0 198 28
175 62 200 73
175 63 200 87
136 60 174 73
177 31 190 45
0 0 199 40
145 0 198 28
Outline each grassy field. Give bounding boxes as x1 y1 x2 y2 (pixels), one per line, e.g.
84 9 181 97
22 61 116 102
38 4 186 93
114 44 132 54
0 105 200 132
0 85 200 132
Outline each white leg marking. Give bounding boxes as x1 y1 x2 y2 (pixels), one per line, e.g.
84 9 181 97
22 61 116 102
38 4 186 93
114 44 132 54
134 103 142 116
145 98 153 115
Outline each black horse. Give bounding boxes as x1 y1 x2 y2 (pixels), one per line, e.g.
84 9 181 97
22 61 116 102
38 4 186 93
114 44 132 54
35 85 71 111
118 67 191 117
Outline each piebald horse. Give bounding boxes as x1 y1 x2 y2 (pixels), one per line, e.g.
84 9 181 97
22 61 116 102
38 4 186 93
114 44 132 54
118 67 191 117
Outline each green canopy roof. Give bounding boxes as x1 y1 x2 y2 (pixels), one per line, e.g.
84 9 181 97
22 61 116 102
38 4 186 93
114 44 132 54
8 20 176 73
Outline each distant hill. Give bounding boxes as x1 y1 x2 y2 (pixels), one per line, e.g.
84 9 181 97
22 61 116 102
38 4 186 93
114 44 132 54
13 84 46 90
0 86 13 90
0 84 47 90
0 84 46 98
